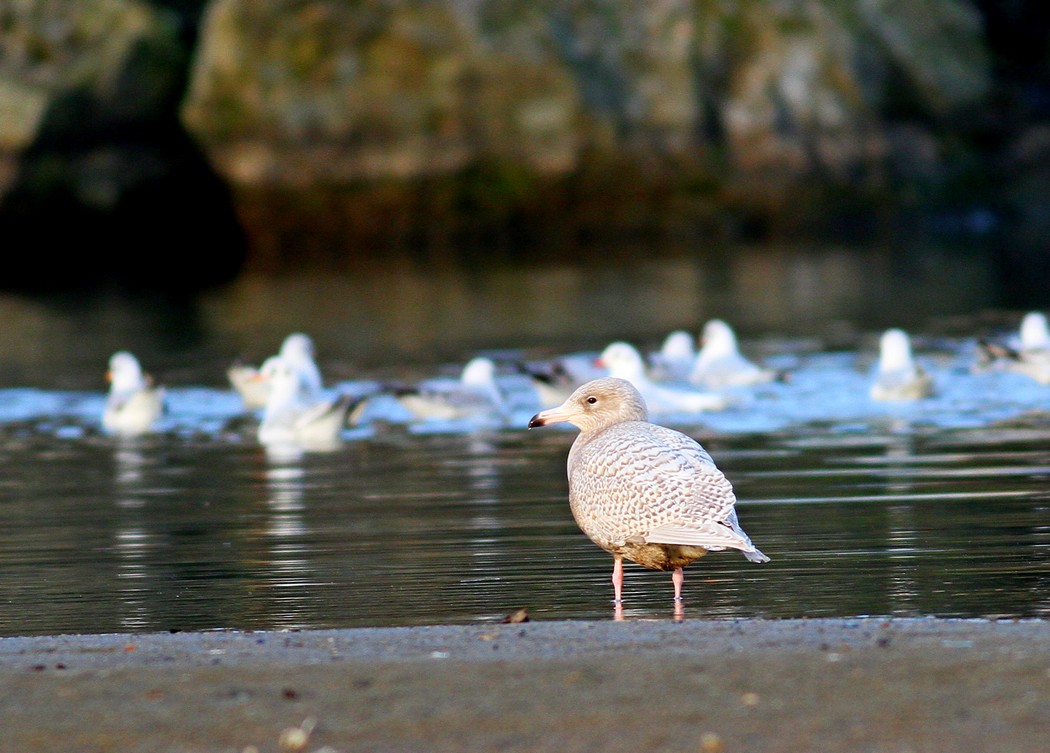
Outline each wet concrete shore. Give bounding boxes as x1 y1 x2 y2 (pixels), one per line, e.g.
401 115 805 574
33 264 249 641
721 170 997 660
2 618 1047 752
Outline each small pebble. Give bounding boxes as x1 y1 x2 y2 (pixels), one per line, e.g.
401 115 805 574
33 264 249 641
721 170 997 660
503 608 529 624
700 731 725 753
278 717 316 753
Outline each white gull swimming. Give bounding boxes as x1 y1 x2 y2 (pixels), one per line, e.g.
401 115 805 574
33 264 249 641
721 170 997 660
229 332 325 409
648 330 696 383
258 356 357 451
689 319 779 389
393 357 506 423
102 351 166 436
870 328 934 401
598 342 728 415
976 312 1050 384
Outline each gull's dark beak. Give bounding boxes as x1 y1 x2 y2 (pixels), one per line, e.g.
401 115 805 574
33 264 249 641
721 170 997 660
528 403 572 429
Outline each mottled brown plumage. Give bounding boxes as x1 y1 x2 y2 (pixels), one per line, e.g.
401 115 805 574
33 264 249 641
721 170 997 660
529 377 768 603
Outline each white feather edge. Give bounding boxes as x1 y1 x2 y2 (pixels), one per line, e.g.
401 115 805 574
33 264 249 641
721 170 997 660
643 517 770 563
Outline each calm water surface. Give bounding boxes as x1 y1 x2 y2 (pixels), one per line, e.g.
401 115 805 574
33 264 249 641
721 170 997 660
0 247 1047 635
0 351 1048 635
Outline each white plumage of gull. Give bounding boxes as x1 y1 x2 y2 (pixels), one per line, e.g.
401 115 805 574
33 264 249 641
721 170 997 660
229 332 324 409
689 319 778 389
103 351 166 436
528 377 768 604
648 330 696 383
394 357 505 421
870 328 934 400
599 341 728 414
258 356 357 450
976 312 1050 384
1019 311 1050 351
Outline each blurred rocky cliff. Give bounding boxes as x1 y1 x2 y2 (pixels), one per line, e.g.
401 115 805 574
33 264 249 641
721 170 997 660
1 0 1048 292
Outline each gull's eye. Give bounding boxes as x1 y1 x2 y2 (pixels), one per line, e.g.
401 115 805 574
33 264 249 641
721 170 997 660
586 396 598 404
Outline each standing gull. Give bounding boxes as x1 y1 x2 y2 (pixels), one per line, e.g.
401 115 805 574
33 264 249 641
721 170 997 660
528 377 768 605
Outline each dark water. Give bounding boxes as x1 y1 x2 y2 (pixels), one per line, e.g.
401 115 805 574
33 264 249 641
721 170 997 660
0 411 1047 636
0 246 1048 635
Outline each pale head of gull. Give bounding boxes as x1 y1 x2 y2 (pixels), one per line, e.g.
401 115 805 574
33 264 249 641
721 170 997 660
877 328 915 373
1019 312 1050 352
598 342 650 384
660 330 696 362
278 332 324 397
528 376 648 432
699 319 741 360
279 332 315 362
107 351 149 394
461 356 496 387
460 357 502 405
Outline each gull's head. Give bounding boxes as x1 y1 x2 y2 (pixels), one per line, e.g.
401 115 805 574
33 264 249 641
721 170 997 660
528 377 648 432
107 351 146 392
598 342 646 380
279 333 316 366
878 328 914 372
461 356 502 404
660 330 696 361
461 357 496 387
700 319 739 357
263 357 303 407
1020 312 1050 351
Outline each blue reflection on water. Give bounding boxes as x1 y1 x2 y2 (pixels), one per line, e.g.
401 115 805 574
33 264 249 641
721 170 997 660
0 331 1047 636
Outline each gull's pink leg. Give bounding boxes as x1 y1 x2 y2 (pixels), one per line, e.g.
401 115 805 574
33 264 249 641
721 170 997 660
672 567 684 602
612 556 624 604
